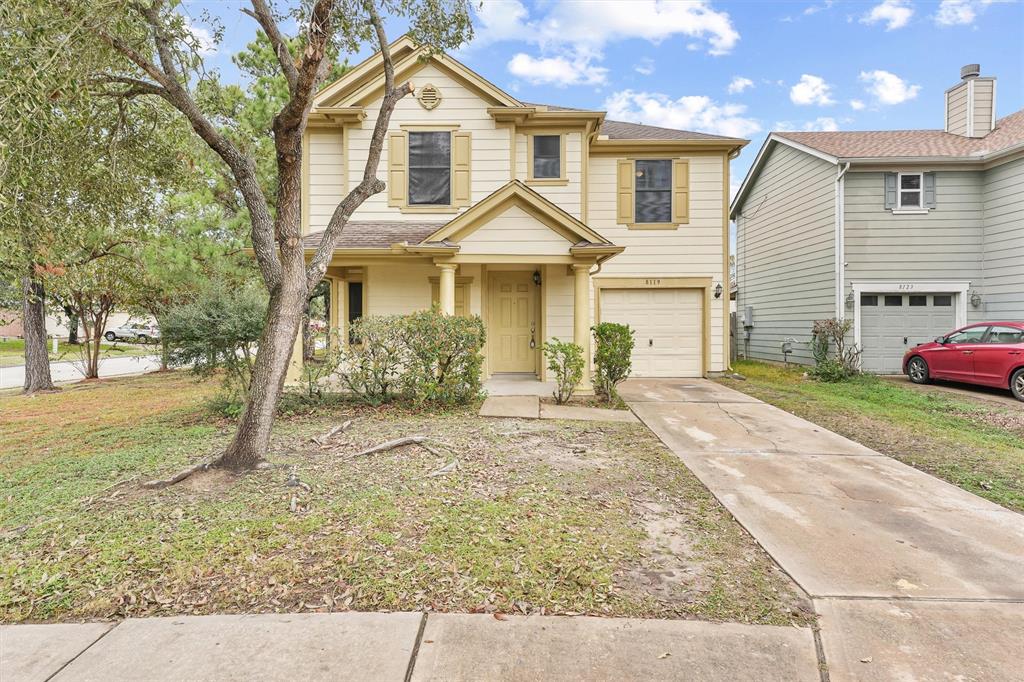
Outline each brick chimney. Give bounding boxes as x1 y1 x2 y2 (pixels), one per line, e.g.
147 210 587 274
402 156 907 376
945 64 996 138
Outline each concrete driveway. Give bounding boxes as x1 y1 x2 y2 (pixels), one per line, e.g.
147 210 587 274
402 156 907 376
621 378 1024 681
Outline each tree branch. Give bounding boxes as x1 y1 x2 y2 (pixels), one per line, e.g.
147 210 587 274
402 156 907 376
243 0 298 92
305 0 412 290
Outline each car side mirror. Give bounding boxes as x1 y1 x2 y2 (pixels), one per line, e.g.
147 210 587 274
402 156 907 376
935 336 946 344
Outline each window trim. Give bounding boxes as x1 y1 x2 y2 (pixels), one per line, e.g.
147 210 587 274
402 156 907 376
631 158 675 229
896 171 924 211
394 124 464 213
526 132 568 186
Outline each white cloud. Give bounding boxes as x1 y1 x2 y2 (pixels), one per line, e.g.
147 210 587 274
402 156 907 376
474 0 740 87
183 16 218 56
849 99 866 110
790 74 836 106
728 76 754 94
507 53 608 87
861 0 915 30
804 0 836 15
934 0 999 25
635 58 655 76
860 69 921 105
604 90 762 138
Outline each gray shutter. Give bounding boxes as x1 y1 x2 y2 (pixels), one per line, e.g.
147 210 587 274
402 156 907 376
883 172 898 209
923 172 937 208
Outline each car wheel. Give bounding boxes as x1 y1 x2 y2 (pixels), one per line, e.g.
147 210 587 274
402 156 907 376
907 356 930 384
1011 368 1024 402
137 334 149 345
104 331 116 342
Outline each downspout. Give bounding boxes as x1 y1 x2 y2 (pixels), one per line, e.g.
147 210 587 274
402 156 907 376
835 162 851 320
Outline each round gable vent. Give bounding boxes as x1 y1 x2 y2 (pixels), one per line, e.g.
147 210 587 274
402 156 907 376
417 84 442 110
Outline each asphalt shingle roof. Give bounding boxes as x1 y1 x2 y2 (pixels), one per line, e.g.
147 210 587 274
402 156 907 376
775 108 1024 159
301 221 446 249
521 102 743 142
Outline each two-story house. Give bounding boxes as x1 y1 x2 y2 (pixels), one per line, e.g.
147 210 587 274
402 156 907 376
291 37 744 388
731 64 1023 373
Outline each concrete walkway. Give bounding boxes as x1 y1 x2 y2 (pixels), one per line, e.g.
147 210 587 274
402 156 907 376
0 355 161 390
621 377 1024 681
1 612 819 681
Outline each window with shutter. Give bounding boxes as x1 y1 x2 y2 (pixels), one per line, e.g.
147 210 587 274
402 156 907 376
408 131 452 206
635 159 672 223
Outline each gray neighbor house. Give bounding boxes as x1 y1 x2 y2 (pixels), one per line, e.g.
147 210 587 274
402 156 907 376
731 64 1023 373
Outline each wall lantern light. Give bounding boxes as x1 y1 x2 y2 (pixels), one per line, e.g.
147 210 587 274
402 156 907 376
845 291 855 310
532 270 542 286
714 283 723 299
970 290 982 307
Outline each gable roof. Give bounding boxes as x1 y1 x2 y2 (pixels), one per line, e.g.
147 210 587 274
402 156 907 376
424 180 613 247
302 221 446 250
731 108 1024 217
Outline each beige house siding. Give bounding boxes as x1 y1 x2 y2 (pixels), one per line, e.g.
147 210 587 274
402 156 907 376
588 153 728 370
459 205 571 255
982 155 1024 319
734 143 837 365
348 63 508 222
307 129 345 234
946 82 969 136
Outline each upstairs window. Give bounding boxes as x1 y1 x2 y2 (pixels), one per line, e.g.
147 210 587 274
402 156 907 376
635 159 673 223
408 131 451 205
898 173 922 209
531 135 561 179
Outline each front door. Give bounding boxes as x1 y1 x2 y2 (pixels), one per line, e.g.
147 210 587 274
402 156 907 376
489 271 536 373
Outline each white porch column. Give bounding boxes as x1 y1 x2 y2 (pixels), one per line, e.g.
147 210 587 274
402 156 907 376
572 262 593 392
438 263 457 315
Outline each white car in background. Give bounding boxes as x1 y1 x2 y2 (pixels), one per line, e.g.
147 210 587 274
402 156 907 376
104 322 161 344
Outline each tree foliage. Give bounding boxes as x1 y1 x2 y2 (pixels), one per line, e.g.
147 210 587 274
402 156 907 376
592 322 635 403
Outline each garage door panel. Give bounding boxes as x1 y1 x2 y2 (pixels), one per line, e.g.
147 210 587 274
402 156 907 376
601 288 703 378
861 293 955 374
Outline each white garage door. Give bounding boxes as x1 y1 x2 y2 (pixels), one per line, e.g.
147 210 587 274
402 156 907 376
861 293 956 373
600 288 703 377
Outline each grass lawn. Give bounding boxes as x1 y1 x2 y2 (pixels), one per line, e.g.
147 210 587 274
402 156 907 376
0 338 156 368
718 360 1024 512
0 371 811 625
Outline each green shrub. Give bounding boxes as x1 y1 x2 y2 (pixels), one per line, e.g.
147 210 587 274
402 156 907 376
335 316 405 406
400 308 486 405
204 391 244 419
592 322 634 402
808 318 861 382
161 282 266 400
543 338 584 404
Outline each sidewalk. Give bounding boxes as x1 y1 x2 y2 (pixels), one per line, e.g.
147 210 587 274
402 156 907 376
1 612 820 681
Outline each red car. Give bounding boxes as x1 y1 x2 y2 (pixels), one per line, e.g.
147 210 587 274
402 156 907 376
903 322 1024 402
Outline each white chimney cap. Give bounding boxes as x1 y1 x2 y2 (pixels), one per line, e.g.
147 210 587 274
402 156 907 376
961 64 981 79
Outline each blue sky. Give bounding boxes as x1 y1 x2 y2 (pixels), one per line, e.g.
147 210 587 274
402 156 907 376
185 0 1023 194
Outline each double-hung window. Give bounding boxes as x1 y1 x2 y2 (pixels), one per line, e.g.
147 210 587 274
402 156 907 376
898 172 923 209
531 135 561 180
635 159 673 224
408 131 452 206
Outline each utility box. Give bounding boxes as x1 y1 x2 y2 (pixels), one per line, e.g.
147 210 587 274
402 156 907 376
742 306 754 329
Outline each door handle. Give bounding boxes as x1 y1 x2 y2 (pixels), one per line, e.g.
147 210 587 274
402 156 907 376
649 339 654 347
903 337 908 344
1010 351 1022 355
961 350 974 355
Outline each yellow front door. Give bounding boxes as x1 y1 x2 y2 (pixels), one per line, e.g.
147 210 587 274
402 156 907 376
489 272 536 373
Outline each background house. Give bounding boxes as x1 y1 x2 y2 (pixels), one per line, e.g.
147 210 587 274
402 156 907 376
294 38 744 386
731 64 1023 373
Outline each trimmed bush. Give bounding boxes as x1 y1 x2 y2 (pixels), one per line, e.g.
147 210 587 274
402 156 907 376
335 316 405 405
592 322 634 403
401 308 486 405
543 338 584 404
808 318 861 382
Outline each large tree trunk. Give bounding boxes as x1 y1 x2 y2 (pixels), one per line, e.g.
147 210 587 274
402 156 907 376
301 299 314 361
218 273 307 469
21 275 55 393
62 305 80 344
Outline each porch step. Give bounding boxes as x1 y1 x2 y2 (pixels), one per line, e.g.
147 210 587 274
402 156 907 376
479 396 540 418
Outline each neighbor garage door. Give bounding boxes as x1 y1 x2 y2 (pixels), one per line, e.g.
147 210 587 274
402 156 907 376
600 288 703 377
860 293 956 373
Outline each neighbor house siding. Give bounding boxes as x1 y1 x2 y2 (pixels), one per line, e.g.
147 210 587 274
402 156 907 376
734 143 836 365
588 153 728 370
843 170 985 321
981 155 1024 320
343 63 510 222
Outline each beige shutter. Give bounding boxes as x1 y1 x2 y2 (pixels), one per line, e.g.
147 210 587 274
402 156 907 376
452 131 472 207
387 131 407 207
672 159 690 224
616 159 634 224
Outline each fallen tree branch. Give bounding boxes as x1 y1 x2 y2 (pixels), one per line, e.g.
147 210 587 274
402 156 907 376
312 419 354 445
422 460 459 478
349 435 457 459
142 461 212 489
